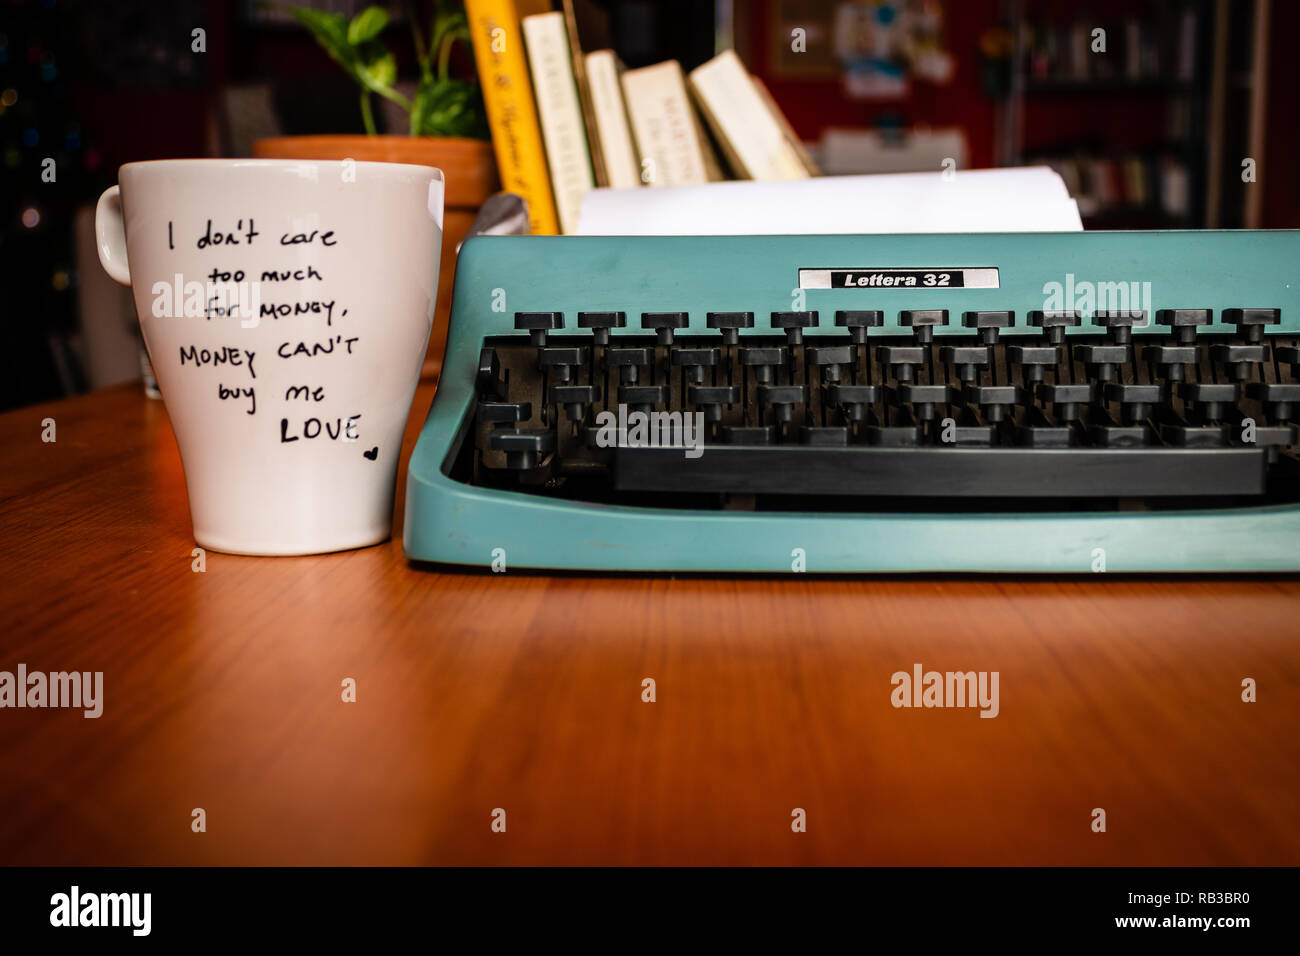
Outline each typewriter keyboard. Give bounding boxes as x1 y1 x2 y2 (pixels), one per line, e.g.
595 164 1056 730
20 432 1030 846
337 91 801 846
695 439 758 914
454 309 1300 511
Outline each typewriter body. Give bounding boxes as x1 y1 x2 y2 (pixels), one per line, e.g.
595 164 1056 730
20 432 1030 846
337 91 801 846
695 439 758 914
405 231 1300 572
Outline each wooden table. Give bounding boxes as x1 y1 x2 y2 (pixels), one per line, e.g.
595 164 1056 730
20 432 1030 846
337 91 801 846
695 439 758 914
2 380 1298 866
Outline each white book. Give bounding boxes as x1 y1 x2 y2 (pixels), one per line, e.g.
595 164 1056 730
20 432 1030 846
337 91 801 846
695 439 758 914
620 60 723 187
522 11 594 234
585 50 641 189
687 50 809 181
1161 160 1191 217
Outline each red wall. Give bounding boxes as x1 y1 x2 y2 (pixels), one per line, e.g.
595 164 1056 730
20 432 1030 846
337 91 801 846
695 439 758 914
1262 0 1299 228
744 0 1000 169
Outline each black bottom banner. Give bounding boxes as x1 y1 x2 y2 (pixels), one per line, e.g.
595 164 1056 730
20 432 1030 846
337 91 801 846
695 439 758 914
0 866 1291 943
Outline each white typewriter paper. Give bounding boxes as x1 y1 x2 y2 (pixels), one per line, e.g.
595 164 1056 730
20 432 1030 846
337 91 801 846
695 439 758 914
576 166 1083 236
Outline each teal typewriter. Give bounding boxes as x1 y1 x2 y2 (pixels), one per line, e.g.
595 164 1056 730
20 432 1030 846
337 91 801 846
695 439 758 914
404 231 1300 572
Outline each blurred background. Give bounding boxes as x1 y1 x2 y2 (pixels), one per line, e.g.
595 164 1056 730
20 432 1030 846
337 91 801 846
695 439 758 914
1 0 1295 410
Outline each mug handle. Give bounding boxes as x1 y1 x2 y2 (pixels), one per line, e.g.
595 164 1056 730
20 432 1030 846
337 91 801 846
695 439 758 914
95 186 131 286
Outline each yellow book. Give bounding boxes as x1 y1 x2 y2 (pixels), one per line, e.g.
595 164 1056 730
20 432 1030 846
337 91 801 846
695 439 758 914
466 0 560 235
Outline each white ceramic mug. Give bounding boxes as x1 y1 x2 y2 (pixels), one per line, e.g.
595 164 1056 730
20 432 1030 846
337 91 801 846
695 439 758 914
96 159 444 555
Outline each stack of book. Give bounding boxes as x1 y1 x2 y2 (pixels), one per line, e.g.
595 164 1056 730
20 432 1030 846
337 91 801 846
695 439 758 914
1029 153 1192 222
464 0 816 236
1022 9 1199 86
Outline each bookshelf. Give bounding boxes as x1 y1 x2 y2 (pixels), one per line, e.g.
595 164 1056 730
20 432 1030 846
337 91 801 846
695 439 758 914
1003 0 1213 229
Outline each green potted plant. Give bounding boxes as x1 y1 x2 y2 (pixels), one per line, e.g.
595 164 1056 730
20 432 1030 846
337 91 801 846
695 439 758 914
254 1 499 370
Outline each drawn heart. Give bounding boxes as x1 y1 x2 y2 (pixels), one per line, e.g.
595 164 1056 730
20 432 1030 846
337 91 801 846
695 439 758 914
363 447 378 461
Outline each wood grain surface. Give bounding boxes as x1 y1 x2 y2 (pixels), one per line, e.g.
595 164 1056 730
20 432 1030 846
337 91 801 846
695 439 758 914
1 381 1298 865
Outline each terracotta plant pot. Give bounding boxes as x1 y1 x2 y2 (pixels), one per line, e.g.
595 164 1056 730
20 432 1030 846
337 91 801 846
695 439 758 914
252 135 499 377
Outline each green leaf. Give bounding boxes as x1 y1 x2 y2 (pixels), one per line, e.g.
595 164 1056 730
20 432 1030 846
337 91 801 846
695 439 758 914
430 7 471 81
292 9 357 69
431 8 469 52
347 6 389 46
357 49 398 92
294 1 487 139
409 76 434 136
410 75 489 139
